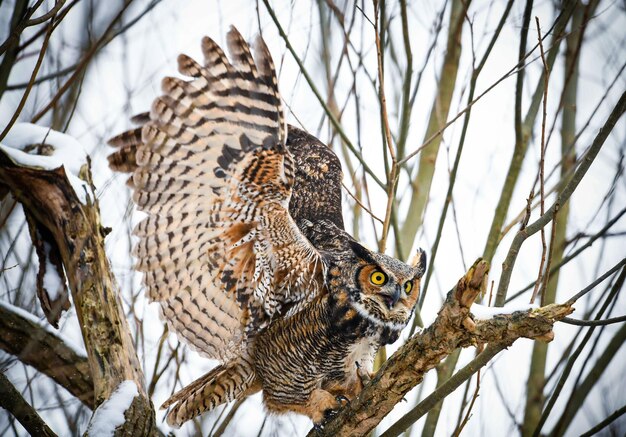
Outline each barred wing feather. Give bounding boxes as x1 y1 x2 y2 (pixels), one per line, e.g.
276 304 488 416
124 27 325 360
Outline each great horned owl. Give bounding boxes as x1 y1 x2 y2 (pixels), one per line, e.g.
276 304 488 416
108 27 426 427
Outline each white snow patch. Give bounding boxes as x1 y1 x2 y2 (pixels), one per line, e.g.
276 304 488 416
471 302 539 320
0 301 87 357
42 241 65 301
86 381 139 437
0 123 92 203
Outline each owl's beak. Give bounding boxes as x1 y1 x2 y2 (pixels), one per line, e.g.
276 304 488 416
381 287 401 310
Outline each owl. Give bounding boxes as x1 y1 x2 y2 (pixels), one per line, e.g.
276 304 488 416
107 27 426 427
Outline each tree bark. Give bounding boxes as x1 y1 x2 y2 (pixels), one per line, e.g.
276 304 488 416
0 302 94 409
0 373 57 437
0 152 156 435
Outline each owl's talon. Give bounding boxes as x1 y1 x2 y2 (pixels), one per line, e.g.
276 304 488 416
323 408 339 421
335 394 350 406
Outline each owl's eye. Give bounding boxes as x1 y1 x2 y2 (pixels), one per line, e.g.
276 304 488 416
369 270 387 286
404 281 413 294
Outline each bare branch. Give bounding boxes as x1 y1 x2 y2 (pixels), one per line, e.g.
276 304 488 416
0 302 94 408
0 373 57 437
561 316 626 326
580 405 626 437
495 90 626 306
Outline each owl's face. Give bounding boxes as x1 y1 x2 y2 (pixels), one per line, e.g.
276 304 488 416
332 241 427 333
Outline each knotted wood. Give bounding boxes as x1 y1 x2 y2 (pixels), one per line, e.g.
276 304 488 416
0 152 156 436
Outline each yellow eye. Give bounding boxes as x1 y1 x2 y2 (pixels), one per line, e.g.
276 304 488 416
370 270 387 286
404 281 413 294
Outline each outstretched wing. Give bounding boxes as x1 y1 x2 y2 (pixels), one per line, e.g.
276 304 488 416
108 28 325 360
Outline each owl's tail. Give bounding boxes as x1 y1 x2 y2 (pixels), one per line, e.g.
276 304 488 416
161 357 257 427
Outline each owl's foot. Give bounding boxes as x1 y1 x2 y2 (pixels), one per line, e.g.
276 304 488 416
305 388 349 427
324 407 339 421
320 394 350 427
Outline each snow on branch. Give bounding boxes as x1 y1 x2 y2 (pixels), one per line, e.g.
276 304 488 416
0 123 92 203
86 381 139 437
0 125 157 433
470 302 538 320
0 123 96 326
0 301 86 356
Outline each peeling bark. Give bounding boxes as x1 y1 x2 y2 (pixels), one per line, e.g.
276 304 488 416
0 152 156 435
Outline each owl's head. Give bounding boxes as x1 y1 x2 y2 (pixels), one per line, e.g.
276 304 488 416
330 241 427 336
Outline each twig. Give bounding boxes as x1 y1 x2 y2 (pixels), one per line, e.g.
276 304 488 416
212 398 245 437
531 267 625 436
380 345 503 437
482 1 576 265
0 17 54 142
453 366 481 436
417 0 515 309
561 315 626 326
29 0 164 123
579 404 626 437
520 188 535 230
342 181 384 225
565 258 626 304
262 0 385 189
515 0 535 161
373 0 397 253
507 206 626 303
25 0 66 26
530 16 550 304
395 0 413 161
495 90 626 306
0 0 39 55
549 320 626 435
400 1 573 169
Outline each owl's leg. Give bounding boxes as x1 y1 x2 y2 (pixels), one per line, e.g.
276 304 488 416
264 387 344 425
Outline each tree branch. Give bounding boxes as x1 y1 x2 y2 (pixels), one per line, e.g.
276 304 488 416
0 144 156 433
309 259 573 436
381 344 501 437
0 302 94 409
495 90 626 306
0 372 57 437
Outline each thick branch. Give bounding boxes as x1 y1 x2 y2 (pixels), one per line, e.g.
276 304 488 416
0 150 155 434
310 260 573 436
0 302 94 409
0 373 57 437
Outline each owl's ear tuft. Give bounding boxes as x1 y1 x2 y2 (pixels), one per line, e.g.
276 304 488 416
411 248 427 278
349 241 376 264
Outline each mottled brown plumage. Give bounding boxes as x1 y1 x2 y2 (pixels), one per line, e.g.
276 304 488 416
108 27 426 427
